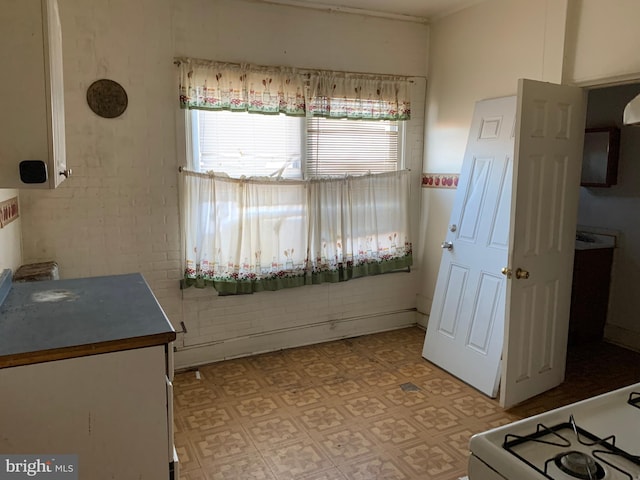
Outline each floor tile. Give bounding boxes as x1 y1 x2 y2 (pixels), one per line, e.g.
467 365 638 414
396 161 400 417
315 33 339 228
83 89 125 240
302 468 348 480
338 454 410 480
367 415 420 446
319 427 377 465
181 404 235 432
244 413 309 449
175 326 640 480
205 455 276 480
261 438 334 480
398 441 460 478
298 405 349 432
190 426 258 465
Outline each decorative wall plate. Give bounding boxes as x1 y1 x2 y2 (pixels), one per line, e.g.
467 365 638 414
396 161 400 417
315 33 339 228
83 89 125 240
86 79 128 118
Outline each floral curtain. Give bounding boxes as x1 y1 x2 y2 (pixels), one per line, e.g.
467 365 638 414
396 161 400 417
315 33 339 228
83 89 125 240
177 58 411 121
180 170 412 294
307 71 411 120
178 59 307 115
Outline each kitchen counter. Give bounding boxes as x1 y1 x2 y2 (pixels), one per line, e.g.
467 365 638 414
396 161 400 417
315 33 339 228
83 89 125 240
0 272 176 368
575 231 616 250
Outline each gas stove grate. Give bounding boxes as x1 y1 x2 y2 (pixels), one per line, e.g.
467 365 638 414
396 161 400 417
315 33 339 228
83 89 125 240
503 415 617 451
628 392 640 411
503 415 640 480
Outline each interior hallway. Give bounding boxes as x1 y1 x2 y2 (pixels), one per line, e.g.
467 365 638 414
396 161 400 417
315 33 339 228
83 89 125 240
173 326 640 479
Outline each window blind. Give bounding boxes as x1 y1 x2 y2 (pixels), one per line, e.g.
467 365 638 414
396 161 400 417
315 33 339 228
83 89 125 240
306 117 399 177
195 110 303 179
191 111 401 179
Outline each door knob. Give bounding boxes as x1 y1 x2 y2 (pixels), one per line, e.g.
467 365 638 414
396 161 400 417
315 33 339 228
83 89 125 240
441 241 453 251
501 267 529 280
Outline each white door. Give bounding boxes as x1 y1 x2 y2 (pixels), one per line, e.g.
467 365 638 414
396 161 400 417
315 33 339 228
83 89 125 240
422 95 517 398
422 80 586 405
500 79 586 408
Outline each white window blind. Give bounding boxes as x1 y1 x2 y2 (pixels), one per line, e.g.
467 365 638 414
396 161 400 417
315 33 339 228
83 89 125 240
306 117 399 177
193 110 303 179
189 111 401 179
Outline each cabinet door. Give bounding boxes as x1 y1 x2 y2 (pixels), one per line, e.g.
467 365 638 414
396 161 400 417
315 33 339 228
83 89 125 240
0 347 170 478
43 0 68 188
0 0 67 188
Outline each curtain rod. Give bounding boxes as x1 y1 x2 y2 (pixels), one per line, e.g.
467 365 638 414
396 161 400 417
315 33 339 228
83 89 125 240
173 57 422 82
178 167 412 181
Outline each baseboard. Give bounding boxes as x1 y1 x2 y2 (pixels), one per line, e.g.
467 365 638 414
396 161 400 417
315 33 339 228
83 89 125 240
604 323 640 353
174 310 418 369
416 311 428 329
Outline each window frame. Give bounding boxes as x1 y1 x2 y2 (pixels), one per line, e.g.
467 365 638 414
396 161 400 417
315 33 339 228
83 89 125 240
185 110 406 178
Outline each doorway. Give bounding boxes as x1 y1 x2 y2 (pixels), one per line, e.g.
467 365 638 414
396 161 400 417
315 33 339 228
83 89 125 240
573 82 640 351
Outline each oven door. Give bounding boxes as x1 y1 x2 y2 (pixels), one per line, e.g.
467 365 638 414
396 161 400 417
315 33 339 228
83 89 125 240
469 455 508 480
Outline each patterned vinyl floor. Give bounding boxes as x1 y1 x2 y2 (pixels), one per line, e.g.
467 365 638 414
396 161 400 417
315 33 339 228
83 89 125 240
173 327 640 480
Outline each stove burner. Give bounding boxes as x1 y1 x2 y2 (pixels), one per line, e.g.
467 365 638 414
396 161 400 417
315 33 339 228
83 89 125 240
554 451 605 480
629 392 640 411
503 415 640 480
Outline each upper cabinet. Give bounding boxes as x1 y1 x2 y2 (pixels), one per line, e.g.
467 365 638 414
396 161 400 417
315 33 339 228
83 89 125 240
580 127 620 188
0 0 68 189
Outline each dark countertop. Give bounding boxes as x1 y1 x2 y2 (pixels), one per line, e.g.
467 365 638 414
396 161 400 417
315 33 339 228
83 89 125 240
0 272 176 368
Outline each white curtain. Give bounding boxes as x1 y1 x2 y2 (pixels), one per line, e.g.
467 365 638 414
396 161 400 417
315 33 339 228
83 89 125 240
181 170 412 293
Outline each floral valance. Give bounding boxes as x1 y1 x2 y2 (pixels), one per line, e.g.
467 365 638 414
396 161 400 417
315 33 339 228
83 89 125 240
307 71 411 120
177 58 411 121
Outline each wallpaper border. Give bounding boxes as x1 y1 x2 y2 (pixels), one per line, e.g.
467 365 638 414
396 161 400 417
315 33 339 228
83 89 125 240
421 173 459 189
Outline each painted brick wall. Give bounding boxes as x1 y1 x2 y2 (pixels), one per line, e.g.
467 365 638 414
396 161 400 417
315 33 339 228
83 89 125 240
19 0 184 332
18 0 428 367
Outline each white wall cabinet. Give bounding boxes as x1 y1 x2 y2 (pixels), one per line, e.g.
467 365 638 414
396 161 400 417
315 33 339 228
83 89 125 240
0 345 175 479
0 0 68 188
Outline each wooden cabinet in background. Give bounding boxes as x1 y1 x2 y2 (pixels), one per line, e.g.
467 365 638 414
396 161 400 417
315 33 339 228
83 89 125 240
569 247 614 344
580 127 620 188
0 0 68 188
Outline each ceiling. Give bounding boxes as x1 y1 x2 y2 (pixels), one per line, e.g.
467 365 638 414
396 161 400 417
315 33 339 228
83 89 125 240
263 0 486 21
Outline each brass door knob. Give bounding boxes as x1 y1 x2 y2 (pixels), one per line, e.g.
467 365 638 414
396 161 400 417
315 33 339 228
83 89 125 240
501 267 512 279
515 268 530 280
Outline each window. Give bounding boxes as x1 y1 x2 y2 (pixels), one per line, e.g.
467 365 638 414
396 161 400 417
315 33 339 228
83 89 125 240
306 117 400 177
191 110 303 178
189 110 402 178
181 109 412 294
178 60 413 294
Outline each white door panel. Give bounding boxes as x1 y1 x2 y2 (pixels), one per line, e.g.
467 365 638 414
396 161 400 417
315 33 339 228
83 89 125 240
423 95 517 398
423 81 585 406
500 79 586 408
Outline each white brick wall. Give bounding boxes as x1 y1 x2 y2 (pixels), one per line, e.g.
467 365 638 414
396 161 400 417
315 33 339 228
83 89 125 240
18 0 428 368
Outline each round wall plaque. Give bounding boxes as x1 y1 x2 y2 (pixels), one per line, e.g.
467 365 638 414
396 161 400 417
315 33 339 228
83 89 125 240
86 79 128 118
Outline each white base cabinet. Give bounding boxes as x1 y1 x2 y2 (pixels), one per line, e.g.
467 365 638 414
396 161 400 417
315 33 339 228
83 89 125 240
0 346 175 479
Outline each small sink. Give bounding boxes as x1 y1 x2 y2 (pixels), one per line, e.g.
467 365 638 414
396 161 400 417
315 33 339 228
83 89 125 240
575 231 616 250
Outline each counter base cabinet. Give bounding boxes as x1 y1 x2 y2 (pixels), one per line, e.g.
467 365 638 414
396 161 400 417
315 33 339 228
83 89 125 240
569 247 614 344
0 346 172 479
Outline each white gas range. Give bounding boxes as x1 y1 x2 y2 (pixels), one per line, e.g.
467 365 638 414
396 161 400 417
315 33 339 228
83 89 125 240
469 382 640 480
